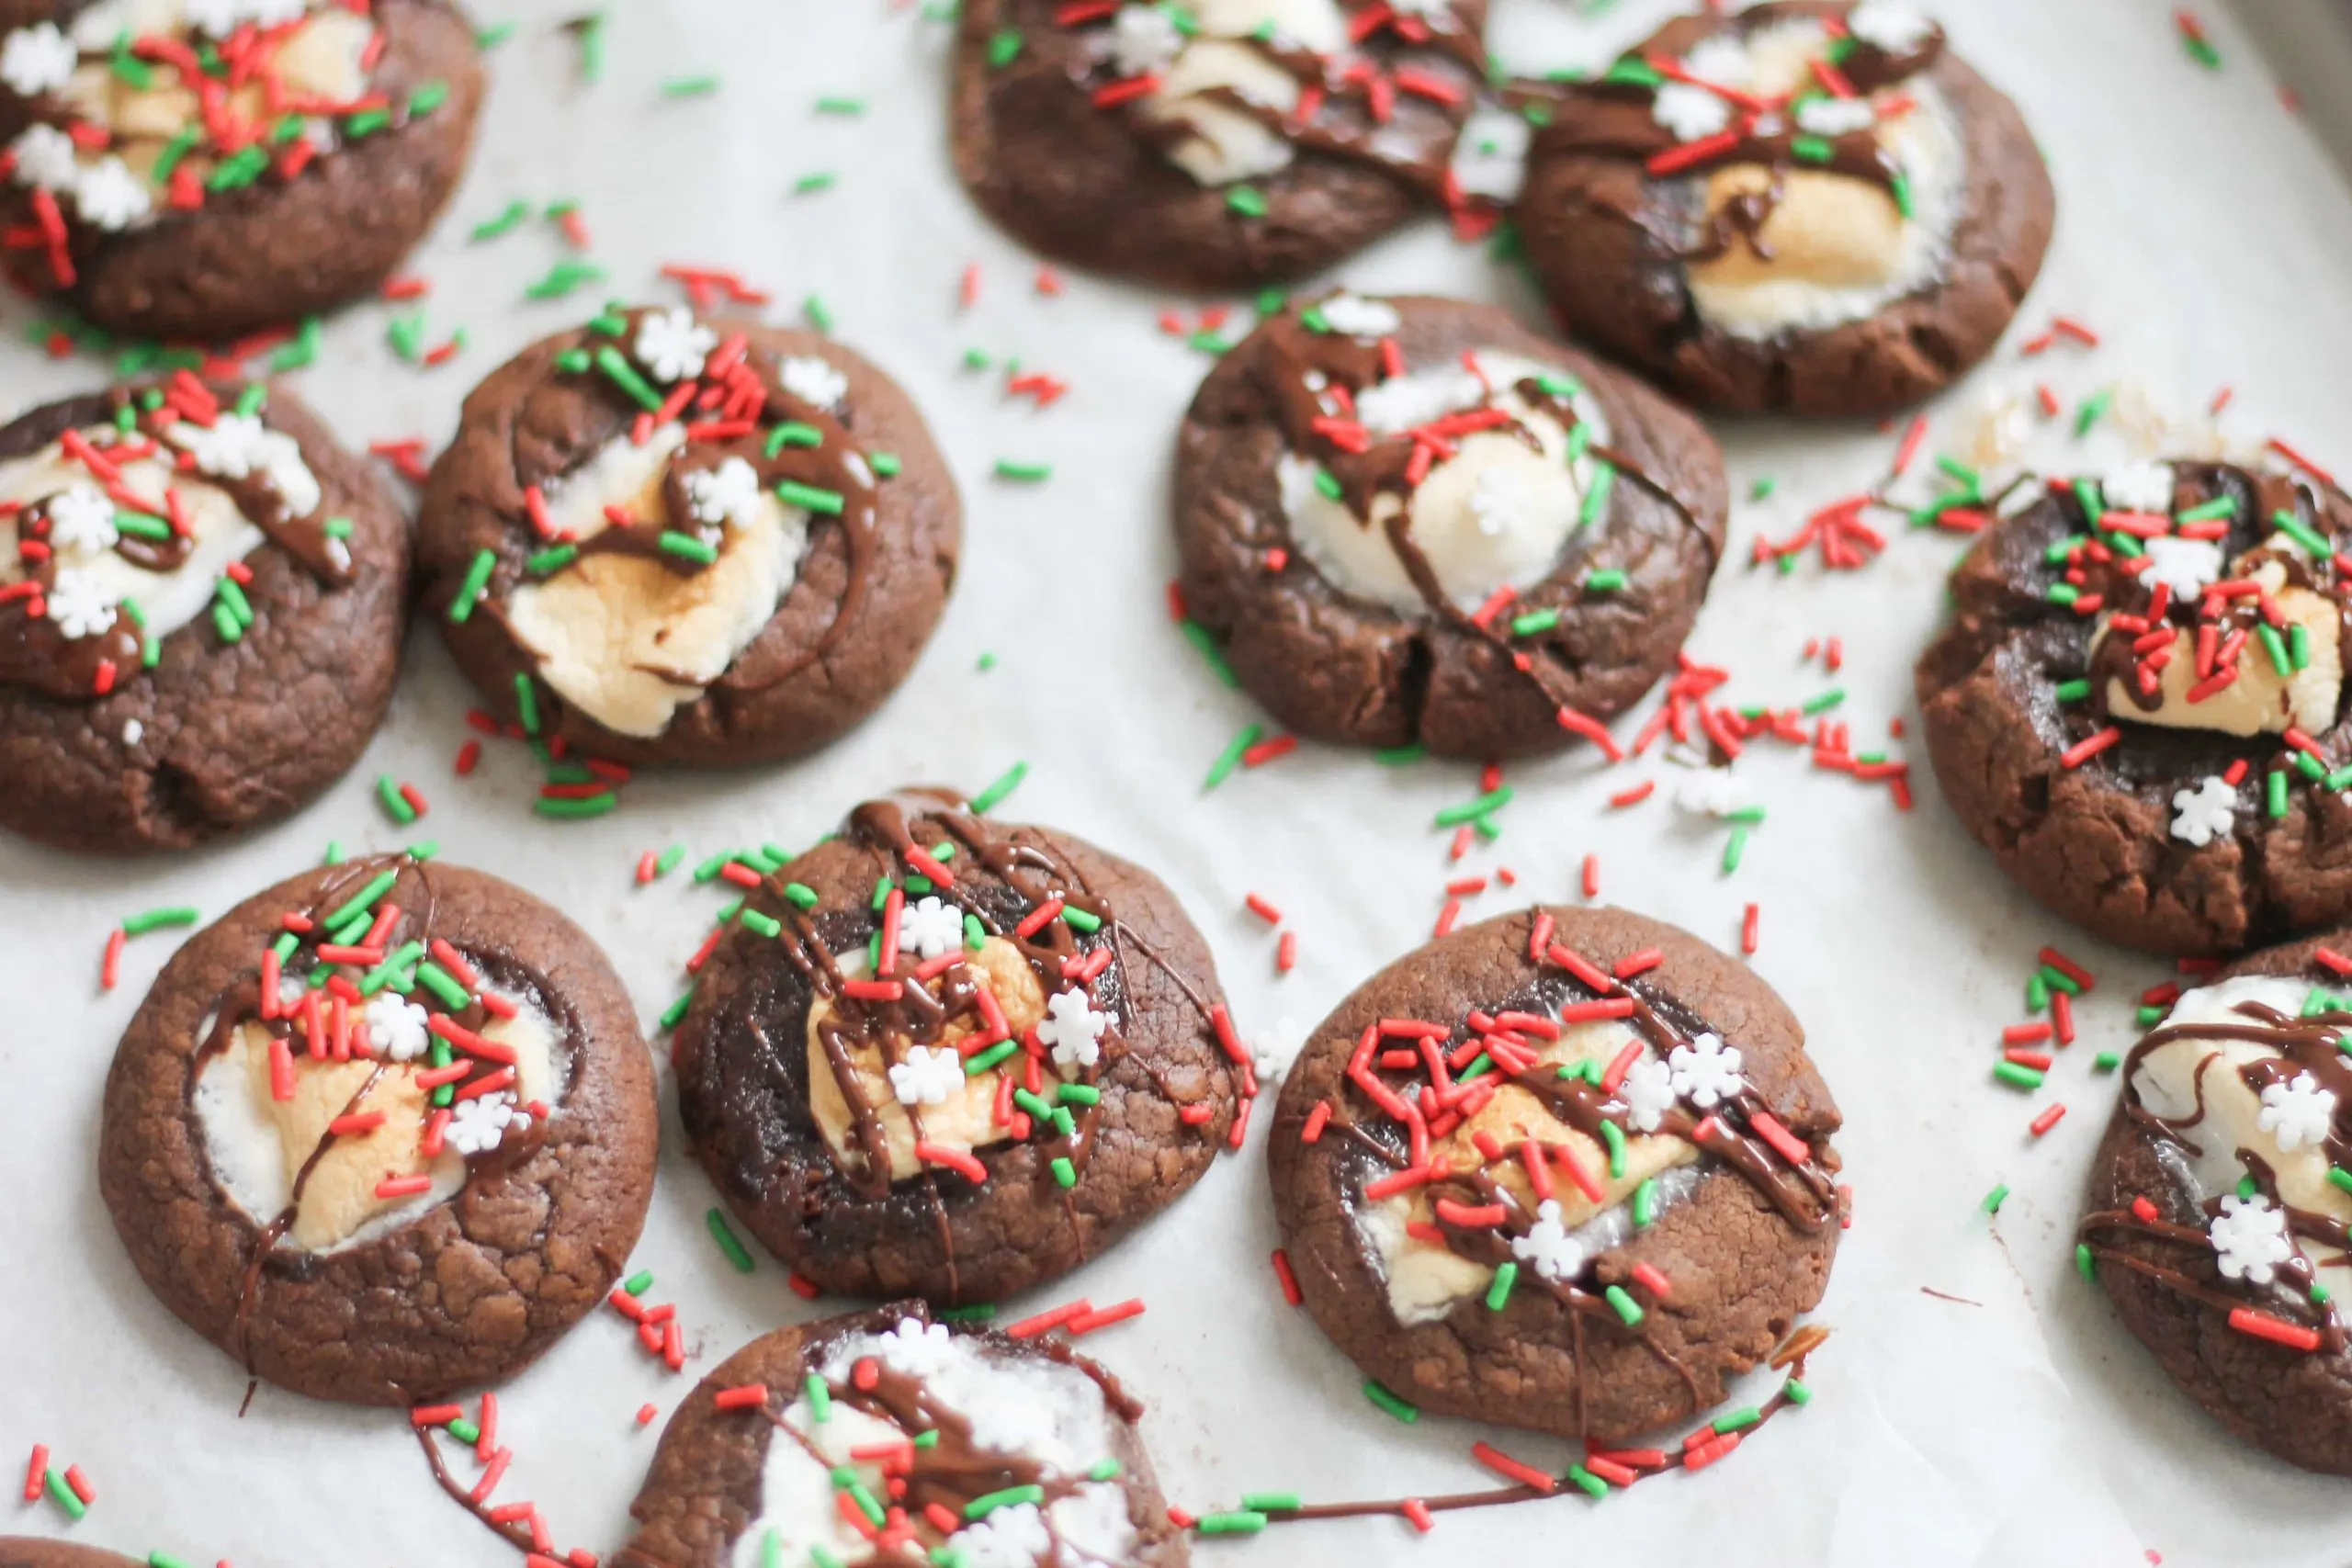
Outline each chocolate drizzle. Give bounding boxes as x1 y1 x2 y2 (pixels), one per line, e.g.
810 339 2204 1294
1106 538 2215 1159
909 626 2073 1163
0 381 354 700
2080 986 2352 1351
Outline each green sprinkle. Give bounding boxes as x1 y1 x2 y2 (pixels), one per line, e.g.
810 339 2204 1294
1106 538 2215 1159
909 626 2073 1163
513 671 542 736
2258 623 2293 678
2039 964 2082 998
1435 786 1512 828
987 28 1023 66
2181 28 2222 68
414 961 471 1014
1578 461 1617 528
2074 388 2114 437
152 125 202 182
120 906 198 936
1600 57 1665 87
2272 507 2333 558
1583 569 1628 594
1790 133 1834 163
767 422 824 456
1086 1458 1122 1482
740 909 782 940
1632 1177 1658 1227
620 1269 654 1297
472 197 531 241
1226 186 1268 218
1204 723 1262 793
1058 1083 1101 1106
1374 744 1425 766
148 1554 194 1568
1239 1493 1300 1513
271 315 322 373
1603 1285 1644 1325
966 1484 1045 1520
2053 678 2092 704
2026 973 2052 1013
993 458 1052 483
661 74 720 97
2291 622 2312 671
658 531 719 566
969 761 1029 815
1599 1118 1627 1179
2075 1242 2098 1282
777 882 819 912
1485 1260 1518 1311
326 870 400 931
1566 1464 1609 1499
870 451 902 478
447 1417 481 1445
1714 1405 1763 1434
2176 495 2235 524
2268 768 2290 819
526 544 579 576
215 575 254 628
1063 907 1102 935
594 344 666 412
1050 1156 1077 1189
706 1208 754 1272
1983 1183 2010 1214
1993 1062 2045 1090
815 96 865 115
660 989 695 1030
1196 1513 1268 1536
1363 1380 1419 1422
1802 688 1846 716
1722 825 1750 875
1783 1377 1812 1406
409 78 450 116
2047 583 2081 607
1890 169 1914 218
526 260 607 300
344 107 391 137
448 547 498 622
776 479 847 516
966 1039 1019 1077
803 294 835 333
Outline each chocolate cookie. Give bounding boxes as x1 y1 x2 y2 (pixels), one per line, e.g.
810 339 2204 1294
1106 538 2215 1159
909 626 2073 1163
1917 455 2352 956
950 0 1488 290
673 790 1248 1306
618 1303 1187 1568
0 0 481 341
2079 931 2352 1474
417 309 961 769
98 852 658 1405
1268 904 1843 1441
0 1543 138 1568
1174 292 1725 758
1515 2 2052 418
0 377 409 854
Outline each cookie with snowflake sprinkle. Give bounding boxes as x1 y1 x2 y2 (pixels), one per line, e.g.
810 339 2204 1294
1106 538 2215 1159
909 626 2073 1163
1270 903 1843 1444
98 853 656 1404
673 789 1249 1305
0 376 409 852
2081 926 2352 1475
1920 448 2352 955
0 0 481 338
949 0 1490 289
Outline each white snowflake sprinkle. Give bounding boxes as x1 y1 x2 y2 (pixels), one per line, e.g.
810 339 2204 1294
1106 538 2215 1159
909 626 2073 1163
1794 96 1876 138
949 1502 1054 1568
1618 1052 1678 1133
1667 1031 1744 1110
2257 1072 2337 1154
1651 81 1732 143
1109 4 1183 76
898 895 966 962
1317 293 1402 340
1680 34 1752 88
45 483 118 554
1452 104 1531 204
965 1399 1057 1458
444 1092 531 1156
73 156 151 231
120 717 141 746
634 307 715 384
1036 986 1109 1071
8 122 78 189
365 993 431 1063
683 457 763 529
888 1044 964 1108
1354 366 1486 435
174 413 271 478
2139 535 2224 601
2169 775 2236 849
2099 460 2174 515
2208 1191 2294 1287
876 1315 956 1377
1674 767 1745 818
1509 1199 1588 1284
1846 3 1935 55
45 567 116 638
778 354 848 412
0 24 77 97
1465 465 1532 541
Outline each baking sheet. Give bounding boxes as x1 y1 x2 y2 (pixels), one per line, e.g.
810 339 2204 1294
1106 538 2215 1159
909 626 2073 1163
4 2 2351 1564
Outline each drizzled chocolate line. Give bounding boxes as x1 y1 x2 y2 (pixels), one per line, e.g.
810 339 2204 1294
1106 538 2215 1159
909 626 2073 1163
2079 993 2352 1350
1255 309 1718 716
1516 2 1941 264
1060 3 1487 205
0 382 354 699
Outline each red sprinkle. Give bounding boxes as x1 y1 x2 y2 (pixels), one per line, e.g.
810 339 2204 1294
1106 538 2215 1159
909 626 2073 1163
1470 1440 1556 1494
1003 1299 1091 1339
712 1383 769 1412
1271 1248 1302 1306
21 1446 45 1503
101 927 125 991
1244 893 1282 924
1066 1298 1145 1336
2029 1104 2067 1138
2229 1306 2321 1352
915 1141 986 1183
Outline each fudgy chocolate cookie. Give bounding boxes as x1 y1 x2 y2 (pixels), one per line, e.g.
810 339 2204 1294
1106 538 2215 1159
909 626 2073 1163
0 377 409 854
673 789 1248 1306
1515 2 2052 418
418 309 961 769
2079 931 2352 1475
98 852 658 1405
1175 293 1725 758
0 1542 138 1568
950 0 1488 290
618 1304 1188 1568
1917 455 2352 956
1269 905 1843 1441
0 0 482 341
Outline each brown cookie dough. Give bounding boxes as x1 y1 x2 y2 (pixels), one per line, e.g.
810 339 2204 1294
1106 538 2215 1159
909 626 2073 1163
673 789 1246 1306
618 1303 1188 1568
1175 292 1725 758
1917 457 2352 956
1269 904 1843 1441
0 0 482 341
1515 2 2052 418
2080 931 2352 1475
950 0 1487 291
417 309 961 769
98 852 659 1405
0 378 409 854
0 1543 139 1568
